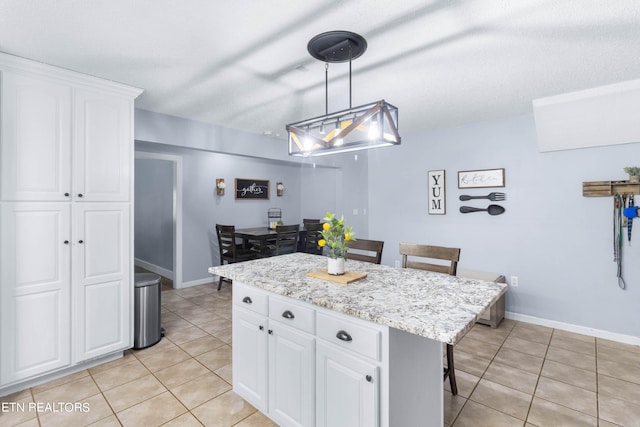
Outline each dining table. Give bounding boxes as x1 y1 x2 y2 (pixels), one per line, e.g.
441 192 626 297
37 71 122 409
234 226 278 257
235 225 318 257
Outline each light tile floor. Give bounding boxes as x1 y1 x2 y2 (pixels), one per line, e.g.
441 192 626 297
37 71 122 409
1 280 639 426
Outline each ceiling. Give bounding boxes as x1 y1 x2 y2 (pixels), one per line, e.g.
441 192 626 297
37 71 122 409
1 0 640 140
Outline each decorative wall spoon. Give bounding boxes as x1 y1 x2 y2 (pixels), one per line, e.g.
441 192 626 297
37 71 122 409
459 205 505 215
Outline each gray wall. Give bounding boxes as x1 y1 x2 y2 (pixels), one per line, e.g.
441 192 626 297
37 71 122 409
134 148 347 284
134 158 174 271
368 113 640 338
135 108 640 339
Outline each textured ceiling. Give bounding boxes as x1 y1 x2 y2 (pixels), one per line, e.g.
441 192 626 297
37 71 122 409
1 0 640 140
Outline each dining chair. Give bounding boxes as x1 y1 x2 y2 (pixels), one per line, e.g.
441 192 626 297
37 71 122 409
399 242 461 395
215 224 258 290
303 222 324 254
302 218 321 225
275 224 300 255
346 238 384 264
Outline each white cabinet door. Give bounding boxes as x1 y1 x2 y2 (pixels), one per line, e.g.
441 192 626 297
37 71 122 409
74 88 132 202
233 307 269 412
316 341 379 427
0 203 71 384
72 203 130 362
1 72 72 201
268 322 315 427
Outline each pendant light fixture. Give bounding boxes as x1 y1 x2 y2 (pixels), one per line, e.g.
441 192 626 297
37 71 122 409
286 31 401 157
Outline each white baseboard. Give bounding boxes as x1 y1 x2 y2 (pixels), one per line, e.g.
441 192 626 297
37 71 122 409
506 311 640 346
134 258 174 280
182 276 217 288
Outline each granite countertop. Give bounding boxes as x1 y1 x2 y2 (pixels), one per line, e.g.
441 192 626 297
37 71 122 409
208 252 507 344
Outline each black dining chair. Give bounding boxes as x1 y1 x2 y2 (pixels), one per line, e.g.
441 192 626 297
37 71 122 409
303 222 324 254
215 224 258 290
275 224 300 255
346 238 384 264
399 242 461 395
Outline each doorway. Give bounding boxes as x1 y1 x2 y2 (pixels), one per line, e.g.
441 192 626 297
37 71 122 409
134 151 183 289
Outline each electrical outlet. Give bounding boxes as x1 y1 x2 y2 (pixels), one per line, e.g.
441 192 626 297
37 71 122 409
510 276 519 287
353 209 358 215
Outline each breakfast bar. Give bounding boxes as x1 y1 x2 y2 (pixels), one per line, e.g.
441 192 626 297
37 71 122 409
209 252 507 427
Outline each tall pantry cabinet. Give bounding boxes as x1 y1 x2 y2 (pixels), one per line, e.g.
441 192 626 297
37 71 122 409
0 52 142 389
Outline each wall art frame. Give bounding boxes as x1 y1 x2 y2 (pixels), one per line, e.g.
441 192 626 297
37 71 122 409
457 168 505 189
235 178 270 200
428 170 446 214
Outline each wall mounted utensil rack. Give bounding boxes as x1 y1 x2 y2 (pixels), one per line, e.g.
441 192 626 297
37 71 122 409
582 181 640 197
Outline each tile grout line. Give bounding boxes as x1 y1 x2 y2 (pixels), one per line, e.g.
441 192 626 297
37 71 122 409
449 319 517 426
522 327 553 425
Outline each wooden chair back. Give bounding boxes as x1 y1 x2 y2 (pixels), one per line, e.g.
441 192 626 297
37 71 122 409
275 224 300 255
304 222 324 254
346 238 385 264
399 243 460 275
216 224 238 263
302 218 321 225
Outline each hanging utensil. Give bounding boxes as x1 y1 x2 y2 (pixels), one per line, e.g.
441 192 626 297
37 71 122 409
459 192 506 201
459 205 505 215
624 195 636 245
614 194 626 290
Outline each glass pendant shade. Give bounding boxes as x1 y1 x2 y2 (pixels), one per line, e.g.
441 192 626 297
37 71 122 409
287 100 400 157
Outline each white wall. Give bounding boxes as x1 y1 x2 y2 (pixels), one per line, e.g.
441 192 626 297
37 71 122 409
367 113 640 339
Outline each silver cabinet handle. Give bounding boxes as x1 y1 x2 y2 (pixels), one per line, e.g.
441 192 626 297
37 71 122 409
336 330 352 342
242 296 252 304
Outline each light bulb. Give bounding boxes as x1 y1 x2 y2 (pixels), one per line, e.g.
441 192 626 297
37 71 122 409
334 128 343 146
303 136 313 151
368 118 379 140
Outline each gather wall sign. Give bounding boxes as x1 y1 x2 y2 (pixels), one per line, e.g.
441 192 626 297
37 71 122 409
235 178 270 200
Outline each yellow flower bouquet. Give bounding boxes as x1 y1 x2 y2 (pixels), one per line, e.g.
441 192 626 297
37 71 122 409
318 212 355 259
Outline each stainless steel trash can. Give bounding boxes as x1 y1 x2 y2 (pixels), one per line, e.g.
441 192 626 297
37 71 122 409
133 273 162 349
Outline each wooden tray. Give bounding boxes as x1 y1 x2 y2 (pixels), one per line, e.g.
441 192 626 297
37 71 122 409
306 270 367 284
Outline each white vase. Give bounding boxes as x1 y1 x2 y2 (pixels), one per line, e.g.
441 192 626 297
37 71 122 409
327 257 345 275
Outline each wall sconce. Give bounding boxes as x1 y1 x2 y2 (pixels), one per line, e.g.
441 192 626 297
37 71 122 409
276 182 285 197
216 178 226 196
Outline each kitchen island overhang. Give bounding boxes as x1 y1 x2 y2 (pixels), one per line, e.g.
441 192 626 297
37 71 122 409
209 252 507 345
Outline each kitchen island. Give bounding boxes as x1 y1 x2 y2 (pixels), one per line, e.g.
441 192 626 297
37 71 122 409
209 253 506 427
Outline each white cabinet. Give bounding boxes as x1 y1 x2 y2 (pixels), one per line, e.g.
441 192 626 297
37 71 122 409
73 204 130 362
233 307 269 412
0 73 72 201
0 203 131 382
232 282 386 427
0 203 71 384
0 52 141 391
233 284 316 427
316 341 378 427
268 312 315 427
1 71 133 202
315 311 381 427
74 88 132 202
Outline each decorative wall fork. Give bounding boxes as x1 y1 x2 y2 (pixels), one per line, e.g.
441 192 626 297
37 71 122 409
459 192 505 201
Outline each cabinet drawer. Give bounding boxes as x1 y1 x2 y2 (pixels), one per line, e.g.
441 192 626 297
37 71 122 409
316 312 381 361
268 296 315 334
233 282 268 315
